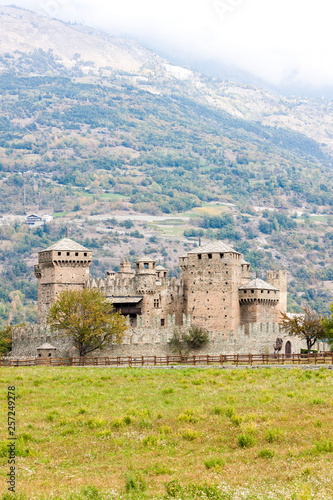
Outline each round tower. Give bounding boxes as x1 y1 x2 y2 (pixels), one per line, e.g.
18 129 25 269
134 257 157 293
34 238 92 325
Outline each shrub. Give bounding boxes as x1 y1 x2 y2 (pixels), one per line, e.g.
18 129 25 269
237 433 255 448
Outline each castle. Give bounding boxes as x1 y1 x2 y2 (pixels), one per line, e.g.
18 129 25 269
10 237 311 358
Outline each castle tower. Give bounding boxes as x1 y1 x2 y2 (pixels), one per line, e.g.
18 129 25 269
117 258 134 279
240 257 251 284
180 241 242 334
34 238 92 325
266 270 287 321
239 278 280 332
134 257 157 293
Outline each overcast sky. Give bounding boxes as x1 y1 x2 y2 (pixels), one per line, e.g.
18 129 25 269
2 0 333 95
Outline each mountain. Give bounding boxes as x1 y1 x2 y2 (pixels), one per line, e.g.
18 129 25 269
0 5 332 327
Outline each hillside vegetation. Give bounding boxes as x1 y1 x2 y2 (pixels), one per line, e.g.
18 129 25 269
0 6 332 325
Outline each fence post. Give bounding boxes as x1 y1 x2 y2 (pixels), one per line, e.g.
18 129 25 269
207 354 209 366
315 353 317 365
154 356 156 366
236 354 239 367
167 355 169 366
193 355 196 366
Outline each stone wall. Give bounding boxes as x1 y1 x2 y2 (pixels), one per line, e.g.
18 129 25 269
11 322 323 359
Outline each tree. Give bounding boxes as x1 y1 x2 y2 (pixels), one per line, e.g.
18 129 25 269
322 303 333 350
0 326 12 355
280 306 326 353
169 326 210 356
47 289 127 357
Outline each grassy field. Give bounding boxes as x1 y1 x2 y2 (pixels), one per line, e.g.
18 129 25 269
1 367 333 500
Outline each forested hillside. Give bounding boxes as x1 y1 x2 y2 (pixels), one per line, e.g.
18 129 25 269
0 6 332 327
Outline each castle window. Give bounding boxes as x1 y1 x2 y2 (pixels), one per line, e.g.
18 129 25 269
244 290 247 294
208 254 212 259
161 319 165 326
154 299 160 308
267 291 270 294
261 290 264 293
220 253 224 258
84 253 87 257
198 254 202 260
67 252 70 256
251 290 254 293
58 252 61 256
75 252 78 256
144 263 149 269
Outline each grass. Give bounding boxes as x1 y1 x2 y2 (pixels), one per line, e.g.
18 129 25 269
0 367 333 499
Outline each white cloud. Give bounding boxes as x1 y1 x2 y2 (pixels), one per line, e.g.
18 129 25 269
1 0 333 90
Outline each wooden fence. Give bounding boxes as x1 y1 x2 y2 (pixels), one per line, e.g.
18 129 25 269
1 352 333 367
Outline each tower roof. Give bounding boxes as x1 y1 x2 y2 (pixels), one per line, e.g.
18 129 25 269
239 278 279 291
45 238 90 252
136 256 156 263
188 241 239 255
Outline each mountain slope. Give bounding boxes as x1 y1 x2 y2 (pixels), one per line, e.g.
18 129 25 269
0 5 331 327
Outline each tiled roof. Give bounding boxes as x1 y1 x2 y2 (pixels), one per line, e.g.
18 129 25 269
239 278 279 291
156 265 167 270
45 238 90 252
188 241 238 254
37 343 57 350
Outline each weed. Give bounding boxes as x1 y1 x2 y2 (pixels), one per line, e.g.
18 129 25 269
162 387 174 395
212 406 224 415
230 414 243 426
257 448 275 459
225 407 235 418
204 457 225 469
181 429 199 441
125 472 146 493
315 439 333 453
237 433 255 448
177 409 198 423
143 434 158 447
265 427 283 443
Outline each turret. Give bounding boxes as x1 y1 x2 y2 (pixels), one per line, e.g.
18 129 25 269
134 257 157 293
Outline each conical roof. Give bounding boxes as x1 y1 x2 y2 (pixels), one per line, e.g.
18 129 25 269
239 278 279 291
45 238 90 252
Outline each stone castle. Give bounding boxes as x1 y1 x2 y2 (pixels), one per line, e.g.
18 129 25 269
11 237 310 357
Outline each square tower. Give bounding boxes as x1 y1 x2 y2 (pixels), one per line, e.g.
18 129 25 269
34 238 92 325
180 241 242 333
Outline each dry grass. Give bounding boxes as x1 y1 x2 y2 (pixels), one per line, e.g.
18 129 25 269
0 367 333 499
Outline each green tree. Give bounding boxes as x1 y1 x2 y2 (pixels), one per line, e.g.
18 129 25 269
0 325 12 355
280 306 326 353
169 326 210 356
323 303 333 350
47 289 127 357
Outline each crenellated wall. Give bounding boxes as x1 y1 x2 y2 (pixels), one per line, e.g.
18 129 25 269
12 322 321 358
